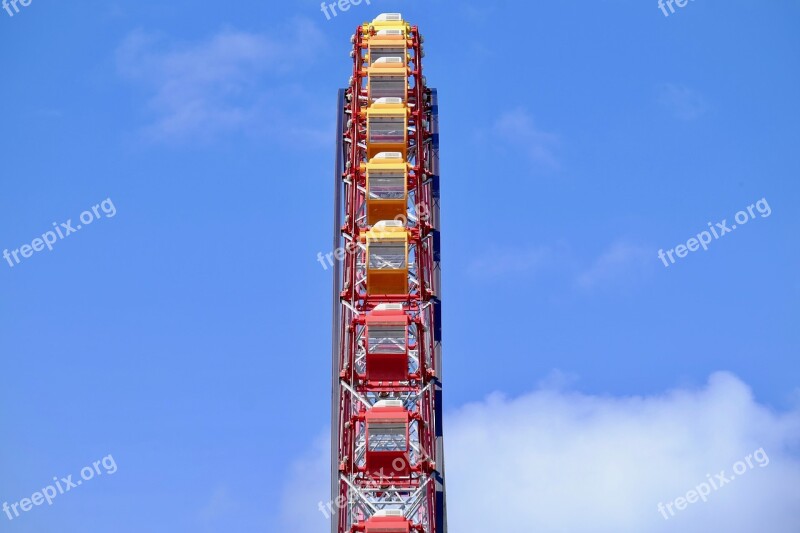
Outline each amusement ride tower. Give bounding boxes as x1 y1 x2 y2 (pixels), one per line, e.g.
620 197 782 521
331 13 448 533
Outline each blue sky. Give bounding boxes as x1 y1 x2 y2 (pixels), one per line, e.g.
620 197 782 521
1 1 798 532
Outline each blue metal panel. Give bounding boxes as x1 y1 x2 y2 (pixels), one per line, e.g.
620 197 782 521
331 88 347 533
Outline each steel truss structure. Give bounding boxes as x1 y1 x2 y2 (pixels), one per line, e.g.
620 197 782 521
331 13 447 533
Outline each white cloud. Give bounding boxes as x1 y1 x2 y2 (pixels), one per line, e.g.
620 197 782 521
576 240 652 289
468 240 651 289
468 244 559 278
284 372 800 532
280 432 331 531
657 83 707 121
490 108 560 168
460 4 496 21
116 20 328 143
196 486 239 530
